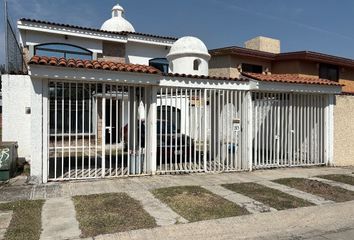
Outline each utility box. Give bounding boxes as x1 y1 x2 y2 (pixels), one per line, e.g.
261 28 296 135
0 142 18 181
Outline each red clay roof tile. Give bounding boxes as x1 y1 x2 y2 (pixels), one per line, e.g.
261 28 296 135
29 56 161 74
242 72 343 86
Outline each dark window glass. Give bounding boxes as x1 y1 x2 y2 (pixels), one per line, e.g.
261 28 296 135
242 63 263 73
49 82 93 135
319 64 339 81
35 43 92 60
157 106 181 133
193 59 201 71
149 58 169 73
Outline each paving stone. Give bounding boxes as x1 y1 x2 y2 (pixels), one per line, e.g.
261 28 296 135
40 197 81 240
202 185 277 214
0 211 12 240
127 190 188 226
258 180 334 205
310 177 354 192
0 186 33 202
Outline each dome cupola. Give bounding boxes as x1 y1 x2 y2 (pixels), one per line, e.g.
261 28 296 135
167 36 211 76
101 3 135 32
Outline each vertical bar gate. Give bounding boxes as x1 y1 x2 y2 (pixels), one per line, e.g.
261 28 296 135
252 92 326 168
48 81 148 181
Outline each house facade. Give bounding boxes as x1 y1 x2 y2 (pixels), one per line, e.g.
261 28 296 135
2 4 342 183
209 37 354 166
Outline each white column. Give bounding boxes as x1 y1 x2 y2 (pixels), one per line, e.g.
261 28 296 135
146 86 157 174
325 94 335 166
42 79 49 183
246 92 253 171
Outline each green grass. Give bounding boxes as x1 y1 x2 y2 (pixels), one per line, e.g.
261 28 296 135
152 186 249 222
317 175 354 186
274 178 354 202
73 193 156 238
0 200 44 240
222 182 314 210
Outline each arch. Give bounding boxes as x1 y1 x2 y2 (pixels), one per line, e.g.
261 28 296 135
193 59 201 71
34 43 93 60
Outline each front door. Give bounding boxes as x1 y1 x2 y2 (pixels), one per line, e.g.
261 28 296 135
105 99 118 144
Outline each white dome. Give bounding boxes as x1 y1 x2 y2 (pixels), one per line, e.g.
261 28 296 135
167 36 211 60
101 4 135 32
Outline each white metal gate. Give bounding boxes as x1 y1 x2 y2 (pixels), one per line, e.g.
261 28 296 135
252 92 326 168
156 87 250 174
48 81 148 181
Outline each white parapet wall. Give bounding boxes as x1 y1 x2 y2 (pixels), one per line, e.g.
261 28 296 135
2 75 32 160
2 74 47 182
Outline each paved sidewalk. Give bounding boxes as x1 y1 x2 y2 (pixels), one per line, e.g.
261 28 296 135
40 197 81 240
0 167 353 202
126 190 188 226
202 185 277 213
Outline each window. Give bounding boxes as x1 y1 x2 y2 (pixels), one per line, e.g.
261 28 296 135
319 64 339 81
193 59 201 71
157 106 181 133
242 63 263 73
35 43 92 60
149 58 169 73
49 82 95 135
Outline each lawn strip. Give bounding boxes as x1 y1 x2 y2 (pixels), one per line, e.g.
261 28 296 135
316 175 354 186
73 193 156 238
0 200 44 240
274 178 354 202
152 186 249 222
222 182 313 210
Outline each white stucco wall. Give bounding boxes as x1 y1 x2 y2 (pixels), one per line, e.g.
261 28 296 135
20 30 103 54
2 75 32 160
126 42 170 65
170 56 209 76
2 75 47 182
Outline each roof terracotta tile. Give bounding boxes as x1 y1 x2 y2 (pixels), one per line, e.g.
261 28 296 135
20 18 178 41
242 72 343 86
29 56 161 75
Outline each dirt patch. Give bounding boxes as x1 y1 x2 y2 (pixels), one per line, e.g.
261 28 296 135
274 178 354 202
0 200 44 240
223 182 313 210
317 175 354 186
152 186 249 222
73 193 156 238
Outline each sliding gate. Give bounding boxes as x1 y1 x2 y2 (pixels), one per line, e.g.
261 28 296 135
48 81 148 181
156 87 250 174
252 92 327 168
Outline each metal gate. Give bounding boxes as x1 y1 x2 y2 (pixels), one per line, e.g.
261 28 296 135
48 81 148 181
156 87 250 174
252 92 326 168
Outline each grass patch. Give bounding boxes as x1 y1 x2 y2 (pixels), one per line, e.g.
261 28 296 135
317 174 354 186
274 178 354 202
73 193 156 238
0 200 44 240
222 182 313 210
152 186 249 222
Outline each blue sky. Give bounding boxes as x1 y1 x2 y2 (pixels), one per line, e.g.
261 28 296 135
1 0 354 64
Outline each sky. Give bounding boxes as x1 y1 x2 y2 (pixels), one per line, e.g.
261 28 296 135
1 0 354 64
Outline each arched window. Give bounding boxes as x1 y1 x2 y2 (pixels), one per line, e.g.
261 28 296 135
193 59 201 71
35 43 93 60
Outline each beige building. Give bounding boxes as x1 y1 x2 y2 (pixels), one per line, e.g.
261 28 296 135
209 37 354 166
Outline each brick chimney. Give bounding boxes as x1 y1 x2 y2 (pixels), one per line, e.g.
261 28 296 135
244 36 281 54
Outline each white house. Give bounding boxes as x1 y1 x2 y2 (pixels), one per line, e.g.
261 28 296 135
2 3 342 183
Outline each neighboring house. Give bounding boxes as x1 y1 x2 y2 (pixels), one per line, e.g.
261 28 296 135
209 36 354 166
2 4 342 183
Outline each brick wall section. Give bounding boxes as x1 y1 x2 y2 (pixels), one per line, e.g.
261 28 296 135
334 94 354 166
